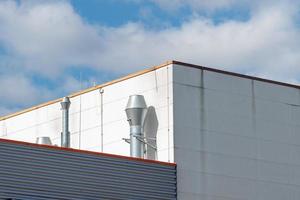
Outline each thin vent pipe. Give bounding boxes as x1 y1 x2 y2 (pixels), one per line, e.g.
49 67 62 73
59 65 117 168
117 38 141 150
61 97 71 148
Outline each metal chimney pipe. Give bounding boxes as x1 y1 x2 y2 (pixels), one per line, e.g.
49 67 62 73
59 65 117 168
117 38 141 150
61 97 71 148
125 95 147 158
36 136 52 145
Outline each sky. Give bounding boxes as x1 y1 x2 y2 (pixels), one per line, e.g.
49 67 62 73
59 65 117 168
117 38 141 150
0 0 300 116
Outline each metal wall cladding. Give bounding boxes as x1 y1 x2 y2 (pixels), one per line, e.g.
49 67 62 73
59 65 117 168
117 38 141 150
172 65 300 200
0 140 177 200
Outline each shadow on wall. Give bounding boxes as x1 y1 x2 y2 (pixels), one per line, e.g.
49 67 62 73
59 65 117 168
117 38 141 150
144 106 158 160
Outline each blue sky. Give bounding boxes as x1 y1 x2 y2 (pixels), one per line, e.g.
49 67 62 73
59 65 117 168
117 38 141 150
71 0 250 27
0 0 300 116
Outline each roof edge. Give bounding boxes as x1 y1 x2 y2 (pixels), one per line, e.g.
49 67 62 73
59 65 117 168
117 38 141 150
172 60 300 90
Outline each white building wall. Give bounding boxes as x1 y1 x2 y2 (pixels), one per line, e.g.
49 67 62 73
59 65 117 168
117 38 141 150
173 64 300 200
2 61 300 199
0 66 174 162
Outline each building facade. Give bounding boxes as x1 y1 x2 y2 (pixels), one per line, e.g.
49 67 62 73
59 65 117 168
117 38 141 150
1 60 300 199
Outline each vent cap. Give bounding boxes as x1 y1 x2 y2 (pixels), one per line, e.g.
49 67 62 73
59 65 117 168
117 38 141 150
125 95 147 126
36 137 52 145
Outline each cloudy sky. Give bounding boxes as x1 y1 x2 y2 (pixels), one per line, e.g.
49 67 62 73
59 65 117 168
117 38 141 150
0 0 300 116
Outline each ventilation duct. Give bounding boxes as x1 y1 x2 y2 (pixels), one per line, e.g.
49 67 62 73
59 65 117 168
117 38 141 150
36 136 52 145
125 95 147 158
61 97 71 148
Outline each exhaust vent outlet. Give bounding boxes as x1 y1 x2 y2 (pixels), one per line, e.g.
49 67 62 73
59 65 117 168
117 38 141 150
61 96 71 148
125 95 147 158
36 137 52 145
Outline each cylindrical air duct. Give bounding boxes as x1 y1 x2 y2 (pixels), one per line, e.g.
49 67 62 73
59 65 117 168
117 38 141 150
125 95 147 158
36 136 52 145
61 97 71 148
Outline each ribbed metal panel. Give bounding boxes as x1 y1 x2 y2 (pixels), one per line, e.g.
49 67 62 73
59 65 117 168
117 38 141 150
0 140 176 200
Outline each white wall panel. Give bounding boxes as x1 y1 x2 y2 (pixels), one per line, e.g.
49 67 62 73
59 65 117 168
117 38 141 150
254 81 300 105
173 64 300 200
203 70 252 96
0 65 174 163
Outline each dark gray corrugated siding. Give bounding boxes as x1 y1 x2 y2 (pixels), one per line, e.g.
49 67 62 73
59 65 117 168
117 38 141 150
0 141 176 200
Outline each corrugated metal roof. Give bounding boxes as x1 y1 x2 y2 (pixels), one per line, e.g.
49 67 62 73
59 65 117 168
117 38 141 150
0 138 176 167
0 138 177 200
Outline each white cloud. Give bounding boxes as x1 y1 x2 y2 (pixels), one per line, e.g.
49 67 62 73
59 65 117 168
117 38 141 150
0 0 103 76
0 73 53 115
0 71 96 116
1 0 299 80
149 0 236 11
98 4 300 82
147 0 300 13
1 0 300 116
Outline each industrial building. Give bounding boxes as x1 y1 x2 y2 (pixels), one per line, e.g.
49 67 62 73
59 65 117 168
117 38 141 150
1 60 300 199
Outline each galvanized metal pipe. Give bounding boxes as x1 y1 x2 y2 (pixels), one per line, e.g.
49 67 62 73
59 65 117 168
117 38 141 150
125 95 147 158
61 97 71 148
130 125 143 158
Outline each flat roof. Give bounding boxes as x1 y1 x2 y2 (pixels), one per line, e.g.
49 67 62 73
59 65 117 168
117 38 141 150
0 138 176 167
1 60 299 121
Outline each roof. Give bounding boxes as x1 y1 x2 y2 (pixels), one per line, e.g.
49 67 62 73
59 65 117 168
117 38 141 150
0 138 176 167
0 138 177 199
1 60 299 121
